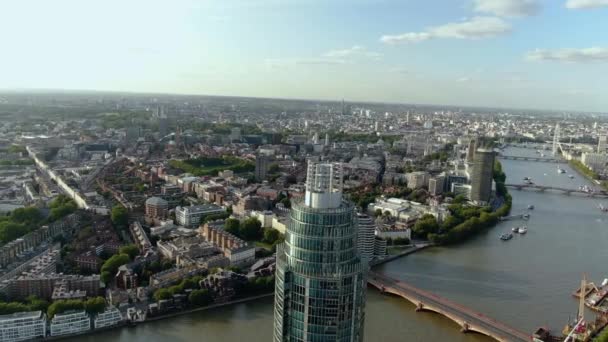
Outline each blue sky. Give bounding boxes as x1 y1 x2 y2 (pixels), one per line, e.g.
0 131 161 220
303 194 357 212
0 0 607 112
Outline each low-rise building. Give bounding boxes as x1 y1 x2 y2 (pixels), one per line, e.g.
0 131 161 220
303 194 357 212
93 307 123 329
51 280 87 301
369 198 449 222
157 236 217 262
406 171 430 189
0 311 46 342
49 310 91 337
200 223 256 266
375 225 412 240
175 204 226 228
145 197 169 219
7 273 101 300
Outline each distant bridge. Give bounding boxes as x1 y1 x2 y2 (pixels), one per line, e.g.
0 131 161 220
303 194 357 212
497 155 561 163
504 143 551 150
505 183 608 198
368 272 531 342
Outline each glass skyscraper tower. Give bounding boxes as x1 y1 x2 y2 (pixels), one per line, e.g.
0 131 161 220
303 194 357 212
273 162 367 342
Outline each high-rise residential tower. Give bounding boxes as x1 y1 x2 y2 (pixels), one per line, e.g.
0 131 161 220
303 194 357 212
273 162 367 342
255 155 269 182
598 134 607 154
356 213 375 263
470 149 496 204
466 138 477 163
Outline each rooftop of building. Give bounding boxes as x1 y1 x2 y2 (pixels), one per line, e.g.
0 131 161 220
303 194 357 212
0 310 43 321
146 196 168 206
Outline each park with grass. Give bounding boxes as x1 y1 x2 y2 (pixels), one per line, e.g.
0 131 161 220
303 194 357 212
169 156 254 176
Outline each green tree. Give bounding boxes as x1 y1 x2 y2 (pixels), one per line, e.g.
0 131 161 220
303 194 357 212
119 244 139 259
47 299 85 319
412 214 439 238
200 212 230 224
240 217 262 240
262 228 281 244
48 195 78 222
154 288 172 301
452 195 468 204
168 284 184 295
280 197 291 209
225 218 240 235
100 253 130 283
84 297 106 315
111 205 129 227
188 289 212 306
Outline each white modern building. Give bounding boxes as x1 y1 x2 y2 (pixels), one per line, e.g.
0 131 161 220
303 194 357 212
93 307 123 329
0 311 46 342
49 310 91 337
225 244 256 266
369 198 450 222
406 171 430 189
582 152 608 172
175 204 226 228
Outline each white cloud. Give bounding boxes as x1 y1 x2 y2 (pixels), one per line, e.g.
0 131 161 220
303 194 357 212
457 77 473 82
526 47 608 62
381 32 432 44
323 45 383 59
566 0 608 9
380 17 510 44
473 0 541 17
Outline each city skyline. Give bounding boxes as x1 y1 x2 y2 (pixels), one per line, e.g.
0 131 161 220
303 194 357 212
1 0 607 112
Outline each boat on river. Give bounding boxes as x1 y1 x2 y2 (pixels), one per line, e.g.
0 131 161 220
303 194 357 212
557 167 566 174
518 226 528 234
500 233 513 241
528 205 535 210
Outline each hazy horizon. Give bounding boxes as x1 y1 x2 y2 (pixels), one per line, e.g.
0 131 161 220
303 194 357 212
1 0 607 112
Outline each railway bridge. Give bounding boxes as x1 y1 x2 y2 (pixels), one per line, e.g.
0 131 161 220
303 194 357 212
505 183 608 198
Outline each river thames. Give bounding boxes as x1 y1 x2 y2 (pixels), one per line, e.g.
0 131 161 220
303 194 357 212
73 147 608 342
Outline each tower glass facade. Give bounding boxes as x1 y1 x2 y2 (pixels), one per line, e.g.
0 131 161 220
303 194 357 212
274 162 367 342
470 149 496 204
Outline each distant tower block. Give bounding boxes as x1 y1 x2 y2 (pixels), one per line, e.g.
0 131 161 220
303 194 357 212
598 134 607 154
467 138 477 162
552 123 561 156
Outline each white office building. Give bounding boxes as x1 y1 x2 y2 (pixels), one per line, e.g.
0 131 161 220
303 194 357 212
0 311 46 342
175 204 226 228
582 152 608 172
93 307 123 329
225 245 256 266
50 310 91 337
